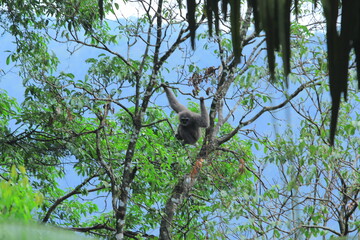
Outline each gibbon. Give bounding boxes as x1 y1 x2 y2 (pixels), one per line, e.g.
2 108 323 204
162 85 209 144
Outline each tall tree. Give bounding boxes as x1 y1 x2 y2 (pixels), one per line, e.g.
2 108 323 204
182 0 360 145
0 0 358 240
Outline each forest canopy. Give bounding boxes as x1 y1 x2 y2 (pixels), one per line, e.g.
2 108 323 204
0 0 360 239
174 0 360 145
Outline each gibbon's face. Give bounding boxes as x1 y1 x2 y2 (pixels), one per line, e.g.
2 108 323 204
179 112 193 126
180 117 190 126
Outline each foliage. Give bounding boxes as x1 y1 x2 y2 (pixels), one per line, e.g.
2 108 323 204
0 165 43 221
0 0 359 239
182 0 360 145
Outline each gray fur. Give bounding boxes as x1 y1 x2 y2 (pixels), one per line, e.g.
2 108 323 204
163 85 209 144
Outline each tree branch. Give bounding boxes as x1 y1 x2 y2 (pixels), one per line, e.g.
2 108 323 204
218 80 320 145
42 175 98 223
301 225 341 236
70 224 156 239
159 158 204 239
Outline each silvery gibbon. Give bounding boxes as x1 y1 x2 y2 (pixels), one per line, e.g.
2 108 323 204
162 85 209 144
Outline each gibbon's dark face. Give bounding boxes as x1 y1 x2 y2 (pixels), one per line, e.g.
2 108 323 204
180 117 190 126
179 112 193 126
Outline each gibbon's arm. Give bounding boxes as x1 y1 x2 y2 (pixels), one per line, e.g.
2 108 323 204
162 85 188 113
197 97 209 128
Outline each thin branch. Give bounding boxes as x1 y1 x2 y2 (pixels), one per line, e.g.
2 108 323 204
141 118 170 128
70 224 115 232
42 175 98 223
301 225 341 236
218 80 320 145
69 36 138 75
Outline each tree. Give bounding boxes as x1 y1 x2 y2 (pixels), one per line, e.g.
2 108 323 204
233 30 360 238
0 0 358 239
182 0 360 145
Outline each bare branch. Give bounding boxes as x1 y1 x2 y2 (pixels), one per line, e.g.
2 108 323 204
301 225 341 236
42 175 98 223
218 80 320 145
